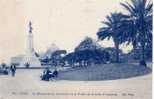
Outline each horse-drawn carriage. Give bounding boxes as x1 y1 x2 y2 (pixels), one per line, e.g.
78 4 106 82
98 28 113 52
40 68 58 81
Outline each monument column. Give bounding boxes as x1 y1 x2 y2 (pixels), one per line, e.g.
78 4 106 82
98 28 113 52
20 21 41 67
27 21 34 53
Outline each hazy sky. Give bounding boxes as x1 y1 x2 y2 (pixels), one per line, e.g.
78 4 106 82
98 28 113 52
0 0 133 63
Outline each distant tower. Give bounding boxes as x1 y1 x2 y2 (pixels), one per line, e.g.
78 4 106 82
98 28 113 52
27 21 34 53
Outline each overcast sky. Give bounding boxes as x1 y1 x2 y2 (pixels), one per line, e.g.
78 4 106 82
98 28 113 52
0 0 134 63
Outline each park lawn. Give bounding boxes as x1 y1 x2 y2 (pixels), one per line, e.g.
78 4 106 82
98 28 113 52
57 63 151 81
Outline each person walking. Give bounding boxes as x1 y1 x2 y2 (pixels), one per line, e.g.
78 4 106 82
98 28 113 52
10 64 16 77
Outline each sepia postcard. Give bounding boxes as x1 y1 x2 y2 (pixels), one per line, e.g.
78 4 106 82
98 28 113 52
0 0 152 99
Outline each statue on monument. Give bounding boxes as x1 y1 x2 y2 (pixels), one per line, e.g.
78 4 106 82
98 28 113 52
28 21 33 34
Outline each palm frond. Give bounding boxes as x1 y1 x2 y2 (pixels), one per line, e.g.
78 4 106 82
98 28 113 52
102 21 112 27
106 15 113 23
145 2 153 15
120 2 136 16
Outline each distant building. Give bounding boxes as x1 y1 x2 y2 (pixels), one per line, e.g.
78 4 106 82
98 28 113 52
40 43 59 59
10 55 24 65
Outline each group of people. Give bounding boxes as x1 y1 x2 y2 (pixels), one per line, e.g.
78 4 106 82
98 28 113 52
41 68 58 81
1 63 59 81
0 64 16 77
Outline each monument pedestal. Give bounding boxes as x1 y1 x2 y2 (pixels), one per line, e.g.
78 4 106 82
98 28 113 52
20 52 41 67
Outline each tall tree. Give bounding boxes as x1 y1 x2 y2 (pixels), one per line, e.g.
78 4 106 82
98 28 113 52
121 0 153 66
97 12 128 63
75 37 102 51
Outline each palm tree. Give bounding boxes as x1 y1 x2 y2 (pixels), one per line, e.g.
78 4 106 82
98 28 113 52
120 0 152 66
97 12 128 63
